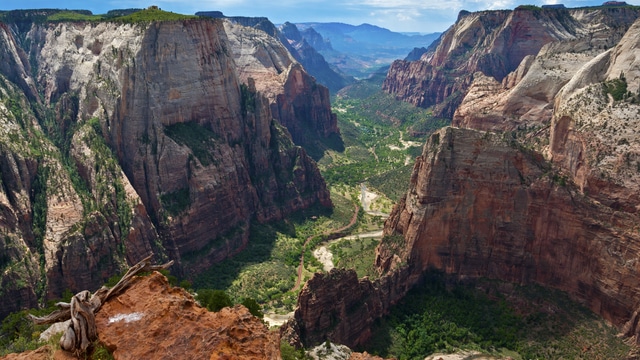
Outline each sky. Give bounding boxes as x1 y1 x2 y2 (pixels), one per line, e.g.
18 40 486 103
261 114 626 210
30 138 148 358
2 0 639 33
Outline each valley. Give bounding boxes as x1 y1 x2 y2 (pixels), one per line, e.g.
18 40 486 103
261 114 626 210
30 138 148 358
1 3 640 360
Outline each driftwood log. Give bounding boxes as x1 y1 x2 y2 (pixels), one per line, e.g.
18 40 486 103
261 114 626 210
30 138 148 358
29 254 173 354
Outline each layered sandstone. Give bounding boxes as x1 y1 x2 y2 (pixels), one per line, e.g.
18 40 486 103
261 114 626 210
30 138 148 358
281 267 417 349
0 14 332 316
455 14 640 211
383 6 640 118
225 20 340 146
379 127 640 339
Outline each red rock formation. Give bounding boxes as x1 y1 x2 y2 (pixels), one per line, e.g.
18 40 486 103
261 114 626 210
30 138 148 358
281 267 417 349
379 127 640 339
225 21 340 146
383 7 640 118
1 272 281 359
0 17 332 316
95 272 281 359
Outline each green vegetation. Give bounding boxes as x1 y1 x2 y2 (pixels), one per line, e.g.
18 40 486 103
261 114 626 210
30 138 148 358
0 290 73 356
240 83 257 114
318 84 447 191
363 272 631 359
112 7 199 23
164 122 219 166
281 340 307 360
160 187 191 216
329 237 380 279
602 72 628 101
368 164 415 202
31 165 49 256
46 11 104 22
196 289 233 312
192 195 356 311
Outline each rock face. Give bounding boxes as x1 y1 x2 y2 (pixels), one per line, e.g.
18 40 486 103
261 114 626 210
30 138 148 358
383 6 640 118
379 127 640 340
0 14 332 317
285 6 640 351
199 12 352 94
96 272 281 359
224 20 340 146
281 267 417 349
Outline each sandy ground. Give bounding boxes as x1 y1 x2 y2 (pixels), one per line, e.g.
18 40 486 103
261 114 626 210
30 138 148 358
263 311 295 327
424 351 508 360
313 246 334 272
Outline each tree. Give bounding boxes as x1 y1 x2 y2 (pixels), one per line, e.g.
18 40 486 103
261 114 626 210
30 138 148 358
196 289 232 312
241 298 263 319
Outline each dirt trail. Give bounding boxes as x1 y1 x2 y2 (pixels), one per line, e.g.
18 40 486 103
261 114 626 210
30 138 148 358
290 203 359 292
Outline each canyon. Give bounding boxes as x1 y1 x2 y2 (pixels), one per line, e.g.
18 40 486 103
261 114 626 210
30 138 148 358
3 4 640 359
0 10 335 319
284 5 640 352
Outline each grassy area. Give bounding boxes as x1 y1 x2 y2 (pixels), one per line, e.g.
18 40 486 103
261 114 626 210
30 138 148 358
329 237 380 279
46 11 104 22
363 272 632 359
316 85 447 199
111 7 199 23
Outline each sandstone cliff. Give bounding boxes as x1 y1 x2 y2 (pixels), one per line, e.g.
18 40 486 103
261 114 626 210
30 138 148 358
383 6 640 118
454 15 640 212
378 127 640 340
224 19 340 146
0 13 333 317
281 267 418 349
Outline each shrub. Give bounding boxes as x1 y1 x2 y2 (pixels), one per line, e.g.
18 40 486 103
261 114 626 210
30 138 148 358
196 289 232 312
241 298 263 319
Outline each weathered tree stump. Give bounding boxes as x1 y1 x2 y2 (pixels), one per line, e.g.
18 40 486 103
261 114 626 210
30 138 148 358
29 254 173 354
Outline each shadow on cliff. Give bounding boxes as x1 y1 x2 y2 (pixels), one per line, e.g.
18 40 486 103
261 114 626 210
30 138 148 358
359 271 630 358
304 132 345 162
189 203 334 301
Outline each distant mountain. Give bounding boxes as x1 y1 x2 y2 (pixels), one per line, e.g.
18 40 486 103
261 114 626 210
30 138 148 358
295 22 440 78
198 12 352 93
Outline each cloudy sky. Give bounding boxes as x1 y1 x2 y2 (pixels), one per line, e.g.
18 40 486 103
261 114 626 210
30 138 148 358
3 0 639 33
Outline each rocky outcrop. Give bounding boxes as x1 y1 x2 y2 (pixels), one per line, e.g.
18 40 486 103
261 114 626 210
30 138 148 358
0 14 332 316
453 14 640 222
1 271 281 359
383 6 640 118
96 271 281 359
200 12 351 94
548 17 640 214
281 267 417 349
379 127 640 340
224 20 340 146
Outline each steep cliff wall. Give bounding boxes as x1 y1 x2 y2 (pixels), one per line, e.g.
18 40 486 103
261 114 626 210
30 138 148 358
379 127 640 339
281 267 418 349
0 22 157 318
225 20 339 146
383 7 640 118
0 15 332 317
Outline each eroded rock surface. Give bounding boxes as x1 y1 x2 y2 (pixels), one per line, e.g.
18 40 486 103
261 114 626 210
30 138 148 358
96 272 281 359
0 15 332 316
379 127 640 340
383 7 640 118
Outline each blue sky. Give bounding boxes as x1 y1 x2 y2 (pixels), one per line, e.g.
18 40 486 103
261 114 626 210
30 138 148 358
2 0 638 33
